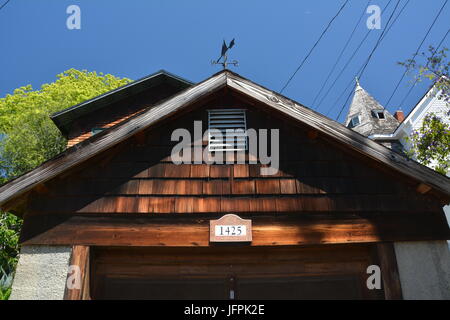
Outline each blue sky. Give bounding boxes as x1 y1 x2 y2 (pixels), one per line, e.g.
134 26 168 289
0 0 448 122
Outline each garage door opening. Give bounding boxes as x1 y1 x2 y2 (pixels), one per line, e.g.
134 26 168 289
90 245 385 300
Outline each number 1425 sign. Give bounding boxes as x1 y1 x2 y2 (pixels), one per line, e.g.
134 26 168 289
215 225 246 237
210 214 252 243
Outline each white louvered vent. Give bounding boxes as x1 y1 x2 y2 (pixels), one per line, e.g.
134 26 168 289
208 109 247 151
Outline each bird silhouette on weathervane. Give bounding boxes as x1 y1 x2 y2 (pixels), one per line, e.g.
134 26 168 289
212 38 238 69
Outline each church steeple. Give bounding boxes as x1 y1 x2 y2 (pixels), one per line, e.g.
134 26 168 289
344 80 399 136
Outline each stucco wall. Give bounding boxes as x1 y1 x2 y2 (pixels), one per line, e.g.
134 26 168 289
394 241 450 300
9 245 72 300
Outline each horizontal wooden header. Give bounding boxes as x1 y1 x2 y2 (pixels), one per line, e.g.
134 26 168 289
20 213 450 247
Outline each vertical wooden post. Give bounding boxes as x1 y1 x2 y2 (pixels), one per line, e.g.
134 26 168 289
64 245 91 300
376 242 403 300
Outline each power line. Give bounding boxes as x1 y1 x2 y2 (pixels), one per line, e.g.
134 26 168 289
316 0 395 111
0 0 11 11
324 0 406 114
356 0 402 81
323 0 407 117
311 0 371 108
326 0 410 118
335 0 402 121
384 0 449 108
322 0 410 114
398 28 450 108
319 0 410 116
333 86 357 122
280 0 350 94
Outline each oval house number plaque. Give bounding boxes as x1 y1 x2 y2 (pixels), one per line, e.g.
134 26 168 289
210 214 252 243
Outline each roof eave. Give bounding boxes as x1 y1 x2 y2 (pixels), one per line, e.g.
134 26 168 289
50 70 194 137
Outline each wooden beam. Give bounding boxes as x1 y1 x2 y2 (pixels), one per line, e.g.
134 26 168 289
35 183 49 195
1 193 29 214
376 243 403 300
307 130 319 140
64 245 90 300
133 131 147 146
20 213 450 247
416 183 432 195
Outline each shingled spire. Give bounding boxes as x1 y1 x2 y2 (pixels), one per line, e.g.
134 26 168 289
344 79 399 137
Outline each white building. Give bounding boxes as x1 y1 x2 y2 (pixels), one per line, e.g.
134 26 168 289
368 79 450 160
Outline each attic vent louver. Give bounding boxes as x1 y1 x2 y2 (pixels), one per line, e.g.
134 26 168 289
208 109 247 151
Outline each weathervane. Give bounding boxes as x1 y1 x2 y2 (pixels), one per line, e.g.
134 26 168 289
212 39 238 69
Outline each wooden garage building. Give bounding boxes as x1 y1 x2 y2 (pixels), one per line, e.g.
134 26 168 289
2 70 450 300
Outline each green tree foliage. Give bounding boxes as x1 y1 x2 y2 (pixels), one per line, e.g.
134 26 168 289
0 211 21 299
0 212 21 274
399 46 449 104
405 114 450 175
0 212 19 300
0 69 131 180
0 287 12 300
399 47 449 174
0 69 131 298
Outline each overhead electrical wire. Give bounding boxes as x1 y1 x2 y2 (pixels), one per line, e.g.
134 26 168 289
355 0 402 81
323 0 409 117
334 0 402 121
280 0 350 94
325 0 410 118
0 0 11 11
316 0 395 111
323 0 407 117
311 0 372 108
398 28 450 108
321 0 410 114
384 0 449 108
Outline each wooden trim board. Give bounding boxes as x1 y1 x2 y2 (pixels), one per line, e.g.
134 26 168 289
64 245 91 300
20 213 450 247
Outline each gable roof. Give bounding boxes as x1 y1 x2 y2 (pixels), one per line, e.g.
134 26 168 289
51 69 193 137
345 82 399 136
1 70 449 208
400 76 449 127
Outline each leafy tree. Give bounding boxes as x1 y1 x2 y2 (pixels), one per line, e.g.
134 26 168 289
0 211 22 300
0 212 20 300
399 46 449 105
0 69 131 298
405 113 450 175
0 212 21 274
399 47 449 174
0 69 131 180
